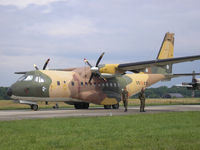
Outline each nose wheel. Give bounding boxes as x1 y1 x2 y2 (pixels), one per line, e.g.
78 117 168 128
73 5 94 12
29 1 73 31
30 104 38 111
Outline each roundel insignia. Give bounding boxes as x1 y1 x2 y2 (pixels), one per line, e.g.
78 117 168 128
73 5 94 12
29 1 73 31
42 86 46 92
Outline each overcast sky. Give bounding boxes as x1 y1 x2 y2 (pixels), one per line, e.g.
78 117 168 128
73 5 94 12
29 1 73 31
0 0 200 87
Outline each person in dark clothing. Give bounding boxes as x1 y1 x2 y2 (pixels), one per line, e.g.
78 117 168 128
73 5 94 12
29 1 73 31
122 88 129 112
138 88 146 112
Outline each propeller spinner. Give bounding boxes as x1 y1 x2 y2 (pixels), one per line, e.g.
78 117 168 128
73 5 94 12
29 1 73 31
84 52 105 83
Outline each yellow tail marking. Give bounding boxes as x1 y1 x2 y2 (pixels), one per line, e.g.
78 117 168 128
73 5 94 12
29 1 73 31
157 32 174 60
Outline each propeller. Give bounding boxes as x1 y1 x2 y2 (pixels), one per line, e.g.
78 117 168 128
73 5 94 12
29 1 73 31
34 64 39 70
43 58 50 70
33 58 50 70
84 52 105 83
191 71 197 97
192 70 197 83
192 90 195 98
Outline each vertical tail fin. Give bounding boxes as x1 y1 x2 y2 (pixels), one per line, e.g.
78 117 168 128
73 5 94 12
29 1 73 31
148 32 175 76
157 32 174 60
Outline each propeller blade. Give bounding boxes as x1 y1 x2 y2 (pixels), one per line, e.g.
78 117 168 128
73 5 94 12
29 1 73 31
192 90 195 97
192 70 195 79
43 58 50 70
89 73 94 83
84 58 92 67
34 64 39 70
96 52 105 67
99 73 107 82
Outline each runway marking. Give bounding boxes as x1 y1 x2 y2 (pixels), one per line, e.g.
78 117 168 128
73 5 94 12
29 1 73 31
0 105 200 121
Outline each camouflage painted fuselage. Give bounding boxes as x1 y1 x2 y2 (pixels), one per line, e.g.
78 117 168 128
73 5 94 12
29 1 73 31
9 32 200 106
10 67 165 105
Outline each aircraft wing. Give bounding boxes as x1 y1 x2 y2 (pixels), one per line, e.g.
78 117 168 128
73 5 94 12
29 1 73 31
118 55 200 72
15 72 27 74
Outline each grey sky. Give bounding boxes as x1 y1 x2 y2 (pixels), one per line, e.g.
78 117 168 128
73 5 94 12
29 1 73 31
0 0 200 87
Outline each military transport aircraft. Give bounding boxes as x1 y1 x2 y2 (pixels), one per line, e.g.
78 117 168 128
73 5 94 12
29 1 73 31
176 71 200 97
7 32 200 111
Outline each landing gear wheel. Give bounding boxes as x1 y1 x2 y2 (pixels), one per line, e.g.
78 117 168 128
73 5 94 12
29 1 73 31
83 103 89 109
74 103 89 109
104 105 111 109
112 103 119 109
74 104 81 109
31 104 38 111
53 103 59 109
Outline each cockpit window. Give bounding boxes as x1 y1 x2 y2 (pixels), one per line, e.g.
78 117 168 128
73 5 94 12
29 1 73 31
18 75 26 81
35 76 39 82
24 75 33 81
39 77 44 83
34 76 45 83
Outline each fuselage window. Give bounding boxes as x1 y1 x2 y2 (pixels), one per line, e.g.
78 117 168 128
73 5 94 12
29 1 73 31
57 81 60 86
64 81 66 84
102 83 105 87
94 82 96 86
81 82 83 86
24 75 33 81
98 83 101 87
110 83 113 87
117 83 120 87
106 83 109 87
114 83 117 87
71 81 74 86
85 82 88 86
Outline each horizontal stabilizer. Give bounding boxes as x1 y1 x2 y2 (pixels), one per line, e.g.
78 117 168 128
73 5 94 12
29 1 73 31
165 73 200 79
175 84 193 88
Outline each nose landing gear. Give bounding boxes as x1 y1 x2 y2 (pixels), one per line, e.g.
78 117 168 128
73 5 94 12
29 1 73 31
30 104 38 111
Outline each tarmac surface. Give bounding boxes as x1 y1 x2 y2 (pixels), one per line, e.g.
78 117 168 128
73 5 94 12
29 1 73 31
0 105 200 121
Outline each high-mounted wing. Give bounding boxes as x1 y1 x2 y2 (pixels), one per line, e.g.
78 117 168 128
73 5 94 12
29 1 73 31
118 55 200 73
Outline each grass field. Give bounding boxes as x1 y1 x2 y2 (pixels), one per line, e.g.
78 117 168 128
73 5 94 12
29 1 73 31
0 112 200 150
0 98 200 110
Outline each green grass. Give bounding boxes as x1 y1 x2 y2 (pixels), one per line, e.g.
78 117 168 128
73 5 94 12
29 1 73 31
0 112 200 150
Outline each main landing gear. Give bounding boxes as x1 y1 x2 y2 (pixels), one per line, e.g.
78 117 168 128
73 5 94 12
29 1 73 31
53 103 59 109
104 103 119 109
30 104 38 111
74 102 89 109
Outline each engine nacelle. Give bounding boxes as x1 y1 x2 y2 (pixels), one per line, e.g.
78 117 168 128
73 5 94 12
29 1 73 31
99 64 124 75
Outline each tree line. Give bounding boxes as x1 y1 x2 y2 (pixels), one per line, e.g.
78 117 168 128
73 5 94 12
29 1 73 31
0 86 200 100
132 86 200 98
0 87 10 100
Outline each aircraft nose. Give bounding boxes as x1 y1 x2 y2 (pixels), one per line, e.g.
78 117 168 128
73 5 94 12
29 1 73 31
7 88 12 96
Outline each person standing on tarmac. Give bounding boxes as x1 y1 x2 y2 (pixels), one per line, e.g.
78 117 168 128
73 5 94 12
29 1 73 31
138 88 146 112
122 87 129 112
